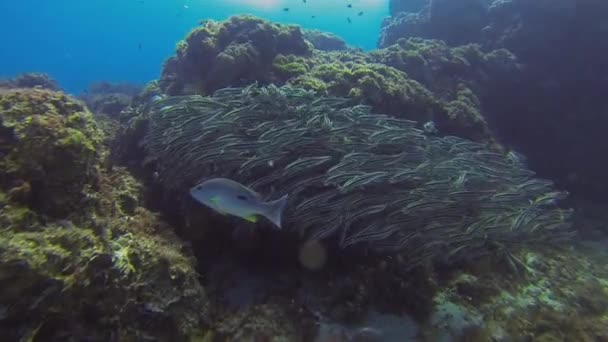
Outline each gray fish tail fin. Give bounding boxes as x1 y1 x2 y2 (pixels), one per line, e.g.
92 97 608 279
264 194 289 229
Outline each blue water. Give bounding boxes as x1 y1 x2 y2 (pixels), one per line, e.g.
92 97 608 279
0 0 388 94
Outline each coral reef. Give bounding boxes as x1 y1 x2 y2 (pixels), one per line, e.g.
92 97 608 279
0 88 208 340
144 84 572 266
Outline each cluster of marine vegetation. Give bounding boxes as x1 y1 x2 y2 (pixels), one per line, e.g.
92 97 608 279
1 6 608 341
381 0 608 201
0 86 208 340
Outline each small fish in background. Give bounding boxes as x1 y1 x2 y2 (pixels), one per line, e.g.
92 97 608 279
311 15 316 19
190 178 288 229
283 7 290 12
347 4 353 8
303 0 307 3
347 17 352 23
183 4 189 9
138 42 142 51
358 11 364 16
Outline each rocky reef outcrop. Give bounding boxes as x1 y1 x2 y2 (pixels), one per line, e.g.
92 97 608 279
79 82 142 119
0 73 60 91
159 15 312 96
302 30 348 51
379 0 493 48
156 15 522 143
381 0 608 201
4 9 608 341
0 87 208 341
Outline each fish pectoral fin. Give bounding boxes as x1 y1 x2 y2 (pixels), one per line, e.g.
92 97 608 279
209 197 227 215
244 215 258 223
210 196 220 206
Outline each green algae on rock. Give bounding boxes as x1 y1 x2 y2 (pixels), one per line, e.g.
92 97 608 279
0 88 209 341
369 37 519 141
0 88 102 219
271 49 496 142
155 15 516 143
302 29 348 51
0 189 208 341
422 245 608 341
160 15 312 95
370 37 520 95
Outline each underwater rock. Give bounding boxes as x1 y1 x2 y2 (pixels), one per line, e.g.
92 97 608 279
379 0 492 48
479 0 608 200
0 73 60 91
303 29 348 51
153 15 503 143
199 243 434 340
0 88 102 218
142 84 573 268
381 0 608 200
370 37 519 140
274 50 499 142
316 311 419 342
286 58 445 126
159 15 312 95
0 192 208 341
79 81 142 118
427 0 492 46
0 88 209 340
413 244 608 340
389 0 429 16
215 301 315 341
378 12 429 50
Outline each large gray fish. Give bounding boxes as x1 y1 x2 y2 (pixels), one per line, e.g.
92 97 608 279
190 178 288 229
